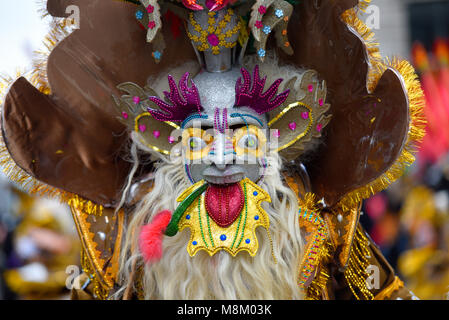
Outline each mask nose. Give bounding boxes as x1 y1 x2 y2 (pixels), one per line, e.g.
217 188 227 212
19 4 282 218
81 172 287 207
208 133 235 170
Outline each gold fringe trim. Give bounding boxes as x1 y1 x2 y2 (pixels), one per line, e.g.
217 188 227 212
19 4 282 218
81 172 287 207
68 195 104 216
374 276 405 300
298 192 321 213
339 7 426 210
357 0 372 12
344 227 374 300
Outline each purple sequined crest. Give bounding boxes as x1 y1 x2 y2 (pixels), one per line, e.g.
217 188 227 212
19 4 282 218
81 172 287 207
148 72 204 122
234 65 290 114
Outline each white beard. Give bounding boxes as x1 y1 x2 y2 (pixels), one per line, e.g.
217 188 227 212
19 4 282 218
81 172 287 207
117 151 305 300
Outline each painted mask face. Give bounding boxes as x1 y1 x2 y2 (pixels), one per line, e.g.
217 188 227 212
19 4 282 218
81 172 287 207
115 63 331 257
181 68 269 186
144 65 290 239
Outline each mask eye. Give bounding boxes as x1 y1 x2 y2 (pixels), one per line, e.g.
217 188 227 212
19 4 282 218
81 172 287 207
182 127 212 160
187 136 206 151
233 125 266 157
238 134 259 150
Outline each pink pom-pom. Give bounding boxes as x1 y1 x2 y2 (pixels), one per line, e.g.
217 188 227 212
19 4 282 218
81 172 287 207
139 210 172 263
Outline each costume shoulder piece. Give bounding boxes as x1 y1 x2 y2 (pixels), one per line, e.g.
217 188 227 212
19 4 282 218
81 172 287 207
0 0 424 300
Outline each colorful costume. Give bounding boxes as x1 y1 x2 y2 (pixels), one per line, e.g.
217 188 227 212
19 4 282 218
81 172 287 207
0 0 425 299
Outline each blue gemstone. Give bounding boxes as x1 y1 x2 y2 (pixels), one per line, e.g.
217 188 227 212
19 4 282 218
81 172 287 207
253 191 258 196
192 241 197 245
245 239 250 244
186 215 190 220
220 235 227 241
153 51 162 60
262 26 271 34
136 11 144 20
275 9 284 18
254 215 259 220
258 49 266 58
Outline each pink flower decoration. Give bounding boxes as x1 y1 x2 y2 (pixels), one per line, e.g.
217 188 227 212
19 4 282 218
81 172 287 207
308 85 313 92
301 112 309 120
258 6 267 14
148 21 156 29
288 122 297 131
207 34 219 47
316 124 323 132
133 96 141 104
139 124 147 132
255 21 263 29
319 98 324 106
153 130 161 138
122 112 129 119
168 136 175 144
146 5 154 13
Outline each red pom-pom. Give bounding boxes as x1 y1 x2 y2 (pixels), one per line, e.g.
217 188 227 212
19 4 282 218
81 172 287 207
139 210 172 263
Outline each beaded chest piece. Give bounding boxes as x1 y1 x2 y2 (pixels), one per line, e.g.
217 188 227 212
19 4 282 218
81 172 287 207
177 178 271 257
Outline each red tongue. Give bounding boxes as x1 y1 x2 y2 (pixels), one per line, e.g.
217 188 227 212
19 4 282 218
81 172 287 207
205 183 244 228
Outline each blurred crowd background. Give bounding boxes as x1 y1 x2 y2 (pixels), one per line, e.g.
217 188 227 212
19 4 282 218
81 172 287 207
2 0 449 299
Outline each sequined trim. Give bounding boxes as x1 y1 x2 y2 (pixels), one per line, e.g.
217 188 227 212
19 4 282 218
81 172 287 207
297 206 329 287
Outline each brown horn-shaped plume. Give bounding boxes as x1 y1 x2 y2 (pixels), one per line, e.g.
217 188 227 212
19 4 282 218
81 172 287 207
2 77 129 206
2 0 198 206
277 0 411 207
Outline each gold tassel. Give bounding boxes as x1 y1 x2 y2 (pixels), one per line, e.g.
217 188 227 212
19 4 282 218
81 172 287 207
344 228 374 300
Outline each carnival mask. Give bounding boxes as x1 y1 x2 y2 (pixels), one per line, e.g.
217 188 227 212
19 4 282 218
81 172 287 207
114 63 330 258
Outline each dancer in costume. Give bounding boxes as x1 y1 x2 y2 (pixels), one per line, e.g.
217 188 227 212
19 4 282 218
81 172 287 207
0 0 425 299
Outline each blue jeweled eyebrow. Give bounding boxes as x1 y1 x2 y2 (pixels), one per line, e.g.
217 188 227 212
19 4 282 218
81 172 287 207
230 113 264 127
181 114 209 129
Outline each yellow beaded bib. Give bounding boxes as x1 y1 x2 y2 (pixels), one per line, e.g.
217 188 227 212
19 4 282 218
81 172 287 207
177 178 271 257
